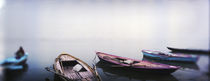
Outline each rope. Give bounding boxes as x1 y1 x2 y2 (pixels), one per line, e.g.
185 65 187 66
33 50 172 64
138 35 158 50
92 54 103 81
92 54 97 65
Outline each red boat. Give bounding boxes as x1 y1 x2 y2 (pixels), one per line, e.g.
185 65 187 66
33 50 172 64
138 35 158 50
96 52 180 74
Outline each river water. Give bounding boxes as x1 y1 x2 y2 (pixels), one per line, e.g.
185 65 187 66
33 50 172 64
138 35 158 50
0 0 209 81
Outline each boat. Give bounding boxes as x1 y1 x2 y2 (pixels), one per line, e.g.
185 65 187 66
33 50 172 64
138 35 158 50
96 61 178 81
0 47 28 70
96 52 179 74
167 47 210 54
142 50 199 62
47 53 101 81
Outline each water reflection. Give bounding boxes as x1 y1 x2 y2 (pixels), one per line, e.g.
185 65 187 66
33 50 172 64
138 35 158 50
53 74 67 81
2 64 28 81
45 74 70 81
96 61 178 81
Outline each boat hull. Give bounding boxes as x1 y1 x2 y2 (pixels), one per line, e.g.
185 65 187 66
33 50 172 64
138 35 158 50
96 52 179 74
96 61 178 81
1 53 28 66
142 50 198 62
167 47 210 54
98 57 177 74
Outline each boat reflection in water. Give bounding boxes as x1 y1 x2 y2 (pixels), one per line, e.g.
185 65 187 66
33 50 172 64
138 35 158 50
143 58 199 70
52 74 68 81
2 64 28 81
96 61 178 81
45 74 69 81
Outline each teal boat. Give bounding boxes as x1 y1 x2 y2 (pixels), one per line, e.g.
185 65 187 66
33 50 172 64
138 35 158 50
142 50 199 63
0 47 28 70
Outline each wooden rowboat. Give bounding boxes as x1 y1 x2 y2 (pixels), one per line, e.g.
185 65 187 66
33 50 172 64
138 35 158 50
96 52 179 74
53 54 101 81
142 50 199 62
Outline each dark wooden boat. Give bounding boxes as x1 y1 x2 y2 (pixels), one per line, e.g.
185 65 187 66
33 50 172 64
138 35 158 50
53 54 101 81
142 50 199 62
96 52 180 74
167 47 210 54
0 47 28 70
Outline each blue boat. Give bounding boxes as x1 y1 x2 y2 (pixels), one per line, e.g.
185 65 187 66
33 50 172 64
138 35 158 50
0 53 28 65
142 50 199 63
0 47 28 70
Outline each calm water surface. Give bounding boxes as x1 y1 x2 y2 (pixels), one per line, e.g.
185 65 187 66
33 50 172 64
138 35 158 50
0 0 209 81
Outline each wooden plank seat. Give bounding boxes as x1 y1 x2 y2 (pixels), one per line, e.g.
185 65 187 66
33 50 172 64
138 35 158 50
61 60 94 80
